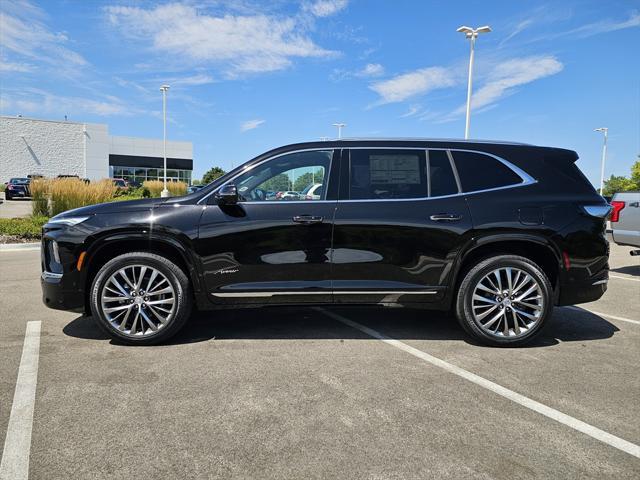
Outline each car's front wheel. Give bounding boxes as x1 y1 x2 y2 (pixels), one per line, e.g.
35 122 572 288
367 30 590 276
455 255 553 347
90 252 192 345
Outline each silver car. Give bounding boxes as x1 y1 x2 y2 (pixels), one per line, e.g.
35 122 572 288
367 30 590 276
610 191 640 254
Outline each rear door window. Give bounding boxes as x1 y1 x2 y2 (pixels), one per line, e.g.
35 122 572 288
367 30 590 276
428 150 459 197
349 149 427 200
451 151 522 192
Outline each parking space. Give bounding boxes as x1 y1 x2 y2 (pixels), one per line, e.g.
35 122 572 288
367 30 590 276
1 245 638 479
0 196 32 219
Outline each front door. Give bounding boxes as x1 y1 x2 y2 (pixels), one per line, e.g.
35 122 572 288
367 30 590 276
331 148 473 304
196 149 338 304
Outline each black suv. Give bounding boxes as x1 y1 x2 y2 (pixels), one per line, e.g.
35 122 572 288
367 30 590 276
41 139 610 346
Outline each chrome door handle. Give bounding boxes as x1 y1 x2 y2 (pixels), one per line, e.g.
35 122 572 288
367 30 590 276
292 215 324 224
430 213 462 222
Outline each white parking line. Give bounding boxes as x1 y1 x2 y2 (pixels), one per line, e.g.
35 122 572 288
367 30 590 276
0 321 42 480
319 309 640 460
610 275 640 283
566 306 640 326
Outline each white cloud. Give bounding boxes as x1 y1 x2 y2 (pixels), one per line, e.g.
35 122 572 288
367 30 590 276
240 119 265 131
356 63 384 78
0 57 34 72
400 105 421 118
445 55 563 120
567 11 640 37
1 88 134 117
304 0 348 18
105 3 338 76
171 74 215 86
0 0 87 69
369 67 456 104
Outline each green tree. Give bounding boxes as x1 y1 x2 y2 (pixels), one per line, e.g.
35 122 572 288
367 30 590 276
630 158 640 187
259 173 290 192
293 169 324 192
602 175 636 197
201 166 226 185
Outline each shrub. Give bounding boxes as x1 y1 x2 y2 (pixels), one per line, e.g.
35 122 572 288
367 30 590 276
30 178 50 217
0 215 49 240
142 180 187 198
30 178 117 217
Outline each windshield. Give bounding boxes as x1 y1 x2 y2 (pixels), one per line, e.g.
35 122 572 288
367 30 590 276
9 178 29 184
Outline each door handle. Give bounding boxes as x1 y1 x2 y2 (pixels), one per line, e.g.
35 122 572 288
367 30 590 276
292 215 324 224
430 213 462 222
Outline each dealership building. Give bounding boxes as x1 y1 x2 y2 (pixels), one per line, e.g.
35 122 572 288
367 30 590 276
0 116 193 184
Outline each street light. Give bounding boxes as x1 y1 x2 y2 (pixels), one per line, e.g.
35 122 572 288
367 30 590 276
594 127 608 194
160 84 171 198
332 123 346 139
457 25 491 140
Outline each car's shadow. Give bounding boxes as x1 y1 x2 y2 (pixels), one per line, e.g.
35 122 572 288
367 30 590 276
610 265 640 277
62 306 619 348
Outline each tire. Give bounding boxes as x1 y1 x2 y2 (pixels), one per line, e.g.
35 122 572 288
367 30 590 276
90 252 192 345
5 192 11 200
455 255 553 347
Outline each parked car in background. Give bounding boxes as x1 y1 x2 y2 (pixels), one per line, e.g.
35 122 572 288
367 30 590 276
609 191 640 255
40 138 610 347
4 177 30 199
301 183 324 200
187 185 204 194
112 178 128 189
281 191 301 200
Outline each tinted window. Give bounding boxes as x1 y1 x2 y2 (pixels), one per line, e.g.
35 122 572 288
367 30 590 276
349 149 427 200
232 150 332 202
428 150 458 197
452 151 522 192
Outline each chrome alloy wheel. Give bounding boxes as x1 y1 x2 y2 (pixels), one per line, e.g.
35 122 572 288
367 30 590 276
100 265 176 337
471 267 544 338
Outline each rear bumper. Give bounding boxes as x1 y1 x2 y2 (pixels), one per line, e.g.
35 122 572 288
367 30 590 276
556 266 608 306
41 271 84 313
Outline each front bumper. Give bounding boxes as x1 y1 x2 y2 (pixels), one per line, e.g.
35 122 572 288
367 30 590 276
41 271 85 312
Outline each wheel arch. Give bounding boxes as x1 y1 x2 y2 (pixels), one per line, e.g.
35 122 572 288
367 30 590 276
453 234 562 294
82 232 202 314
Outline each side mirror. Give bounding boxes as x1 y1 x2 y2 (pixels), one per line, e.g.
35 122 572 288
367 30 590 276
215 184 238 205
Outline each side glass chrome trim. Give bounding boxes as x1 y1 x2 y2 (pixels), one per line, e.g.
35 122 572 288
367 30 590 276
198 148 336 205
337 146 537 203
446 150 463 193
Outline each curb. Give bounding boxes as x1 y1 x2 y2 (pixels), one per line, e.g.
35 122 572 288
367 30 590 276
0 242 40 251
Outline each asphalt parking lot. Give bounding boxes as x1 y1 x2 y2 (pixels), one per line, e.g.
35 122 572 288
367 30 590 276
1 244 638 479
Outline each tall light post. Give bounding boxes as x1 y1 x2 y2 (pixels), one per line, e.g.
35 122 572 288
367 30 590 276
594 127 608 194
332 123 346 139
457 25 491 140
160 84 171 198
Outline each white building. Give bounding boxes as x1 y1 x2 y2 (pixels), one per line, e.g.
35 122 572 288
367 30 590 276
0 116 193 184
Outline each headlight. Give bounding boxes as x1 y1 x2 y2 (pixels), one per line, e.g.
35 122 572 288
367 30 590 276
47 216 91 226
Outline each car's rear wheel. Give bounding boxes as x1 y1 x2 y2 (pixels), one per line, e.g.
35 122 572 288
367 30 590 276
455 255 553 347
90 252 192 345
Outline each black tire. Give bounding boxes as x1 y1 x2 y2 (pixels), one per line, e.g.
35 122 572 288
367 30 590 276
455 255 553 347
90 252 192 345
5 192 11 200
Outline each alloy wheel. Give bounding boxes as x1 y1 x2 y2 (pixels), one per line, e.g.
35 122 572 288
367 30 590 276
100 265 176 337
471 267 544 338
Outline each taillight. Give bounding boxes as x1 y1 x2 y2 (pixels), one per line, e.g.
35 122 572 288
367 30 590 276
610 201 625 222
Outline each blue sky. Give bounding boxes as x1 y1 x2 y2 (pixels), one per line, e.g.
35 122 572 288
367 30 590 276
1 0 638 183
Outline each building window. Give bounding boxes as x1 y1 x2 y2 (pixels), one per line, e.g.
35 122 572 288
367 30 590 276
111 167 191 184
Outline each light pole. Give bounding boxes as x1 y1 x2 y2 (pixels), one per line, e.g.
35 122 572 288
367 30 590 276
332 123 346 139
160 84 171 198
457 25 491 140
594 127 608 194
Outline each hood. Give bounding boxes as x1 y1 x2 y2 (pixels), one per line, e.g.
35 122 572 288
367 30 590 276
54 197 167 218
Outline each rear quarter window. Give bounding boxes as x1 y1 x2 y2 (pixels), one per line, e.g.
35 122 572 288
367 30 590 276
452 151 523 192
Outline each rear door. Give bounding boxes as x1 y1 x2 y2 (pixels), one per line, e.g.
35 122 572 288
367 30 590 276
330 147 473 304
